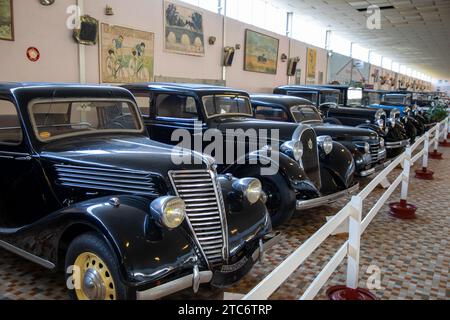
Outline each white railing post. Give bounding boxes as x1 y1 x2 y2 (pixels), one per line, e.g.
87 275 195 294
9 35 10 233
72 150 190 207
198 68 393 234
400 147 412 202
345 195 363 289
422 132 430 170
434 123 440 150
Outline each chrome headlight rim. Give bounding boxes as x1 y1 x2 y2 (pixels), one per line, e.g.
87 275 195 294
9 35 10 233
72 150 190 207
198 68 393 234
150 196 186 229
281 140 303 161
233 178 263 205
379 138 385 149
317 135 333 155
355 141 370 154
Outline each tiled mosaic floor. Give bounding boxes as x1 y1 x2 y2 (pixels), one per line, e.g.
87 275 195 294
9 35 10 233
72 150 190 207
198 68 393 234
1 147 449 300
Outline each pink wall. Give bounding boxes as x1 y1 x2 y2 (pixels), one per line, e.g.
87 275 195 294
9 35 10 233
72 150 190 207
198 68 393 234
0 0 79 82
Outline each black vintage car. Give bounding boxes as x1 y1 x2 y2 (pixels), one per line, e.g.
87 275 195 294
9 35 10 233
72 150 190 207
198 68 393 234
0 83 274 300
362 90 425 140
274 85 410 158
250 94 388 177
122 83 359 227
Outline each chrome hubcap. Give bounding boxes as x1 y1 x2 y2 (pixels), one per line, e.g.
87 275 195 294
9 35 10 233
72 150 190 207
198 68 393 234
82 268 106 300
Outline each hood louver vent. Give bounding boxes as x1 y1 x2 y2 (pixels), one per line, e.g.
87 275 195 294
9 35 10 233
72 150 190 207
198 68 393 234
54 164 160 197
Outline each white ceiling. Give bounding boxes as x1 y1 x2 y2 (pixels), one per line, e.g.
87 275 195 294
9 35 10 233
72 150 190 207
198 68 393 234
277 0 450 80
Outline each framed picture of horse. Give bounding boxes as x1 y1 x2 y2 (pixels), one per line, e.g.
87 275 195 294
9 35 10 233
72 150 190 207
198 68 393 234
244 29 279 74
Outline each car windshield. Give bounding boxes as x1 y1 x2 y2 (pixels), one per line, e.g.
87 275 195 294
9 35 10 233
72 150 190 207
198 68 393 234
320 92 340 105
29 99 143 142
347 88 363 105
290 105 322 123
288 92 318 105
362 92 382 106
384 95 410 105
203 95 252 118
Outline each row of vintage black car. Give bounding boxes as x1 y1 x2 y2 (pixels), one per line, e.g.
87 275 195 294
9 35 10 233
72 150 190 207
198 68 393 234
0 82 431 300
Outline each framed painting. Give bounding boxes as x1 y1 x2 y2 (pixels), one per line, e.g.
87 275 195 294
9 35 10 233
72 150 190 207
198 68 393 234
244 29 279 75
100 23 154 84
164 1 205 56
306 47 317 83
0 0 14 41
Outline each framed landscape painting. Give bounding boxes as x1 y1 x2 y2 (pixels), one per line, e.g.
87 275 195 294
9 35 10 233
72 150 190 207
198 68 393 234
244 29 279 75
100 23 154 84
164 1 205 56
0 0 14 41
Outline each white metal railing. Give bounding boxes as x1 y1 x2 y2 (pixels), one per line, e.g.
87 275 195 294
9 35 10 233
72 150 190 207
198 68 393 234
242 116 449 300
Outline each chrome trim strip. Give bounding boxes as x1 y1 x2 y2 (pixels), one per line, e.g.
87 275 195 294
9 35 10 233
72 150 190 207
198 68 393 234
385 139 409 149
296 183 360 210
357 168 376 177
136 270 213 300
0 240 55 269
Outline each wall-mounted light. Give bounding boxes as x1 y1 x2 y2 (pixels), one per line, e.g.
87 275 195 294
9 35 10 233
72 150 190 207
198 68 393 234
105 5 114 16
281 53 288 62
208 36 216 45
235 44 241 50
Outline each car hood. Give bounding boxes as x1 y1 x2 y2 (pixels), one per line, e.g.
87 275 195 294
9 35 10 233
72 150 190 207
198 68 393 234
308 123 378 141
38 134 210 174
212 117 302 142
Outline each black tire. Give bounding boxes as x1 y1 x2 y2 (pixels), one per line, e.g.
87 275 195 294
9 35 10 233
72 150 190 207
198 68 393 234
324 117 342 125
65 232 135 300
235 167 296 227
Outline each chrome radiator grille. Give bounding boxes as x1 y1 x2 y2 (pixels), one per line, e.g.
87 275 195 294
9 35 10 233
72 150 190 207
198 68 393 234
169 170 227 268
300 128 321 188
55 164 160 196
370 143 381 164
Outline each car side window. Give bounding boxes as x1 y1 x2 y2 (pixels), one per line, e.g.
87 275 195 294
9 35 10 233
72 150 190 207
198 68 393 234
156 94 198 119
0 100 23 145
255 106 288 121
134 93 152 116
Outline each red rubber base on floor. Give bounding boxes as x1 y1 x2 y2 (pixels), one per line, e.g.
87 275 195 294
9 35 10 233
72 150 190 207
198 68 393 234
327 286 377 300
415 168 435 180
389 200 417 219
428 150 443 160
439 140 450 147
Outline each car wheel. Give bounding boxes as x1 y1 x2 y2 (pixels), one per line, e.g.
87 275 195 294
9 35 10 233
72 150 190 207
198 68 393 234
324 117 342 125
236 168 296 227
65 232 135 300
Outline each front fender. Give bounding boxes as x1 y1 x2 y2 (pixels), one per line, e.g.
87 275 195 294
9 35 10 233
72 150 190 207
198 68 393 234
319 141 355 193
220 150 318 195
338 141 370 172
57 196 200 289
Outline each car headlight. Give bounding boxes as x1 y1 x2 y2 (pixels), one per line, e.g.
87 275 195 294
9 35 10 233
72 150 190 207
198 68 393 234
281 140 303 161
388 117 396 128
233 178 262 204
376 118 385 129
317 135 333 155
150 196 186 229
355 142 370 153
379 138 385 149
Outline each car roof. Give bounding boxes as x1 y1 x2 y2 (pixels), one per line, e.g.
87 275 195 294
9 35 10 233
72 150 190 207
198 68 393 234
0 82 135 105
275 85 340 94
250 94 313 106
122 82 249 96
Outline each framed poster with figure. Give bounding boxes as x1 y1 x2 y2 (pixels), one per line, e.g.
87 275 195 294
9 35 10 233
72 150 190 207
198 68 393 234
0 0 14 41
100 23 154 84
164 1 205 56
244 29 279 75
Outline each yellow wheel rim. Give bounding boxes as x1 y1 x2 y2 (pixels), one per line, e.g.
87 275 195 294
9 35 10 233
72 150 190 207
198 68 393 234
73 252 117 300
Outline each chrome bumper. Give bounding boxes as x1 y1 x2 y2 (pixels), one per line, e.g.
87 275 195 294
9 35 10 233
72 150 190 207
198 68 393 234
136 233 281 300
358 152 390 178
296 183 360 210
385 139 409 149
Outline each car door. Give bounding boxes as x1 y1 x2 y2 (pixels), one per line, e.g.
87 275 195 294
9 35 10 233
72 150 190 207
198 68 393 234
0 98 55 229
146 92 207 148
